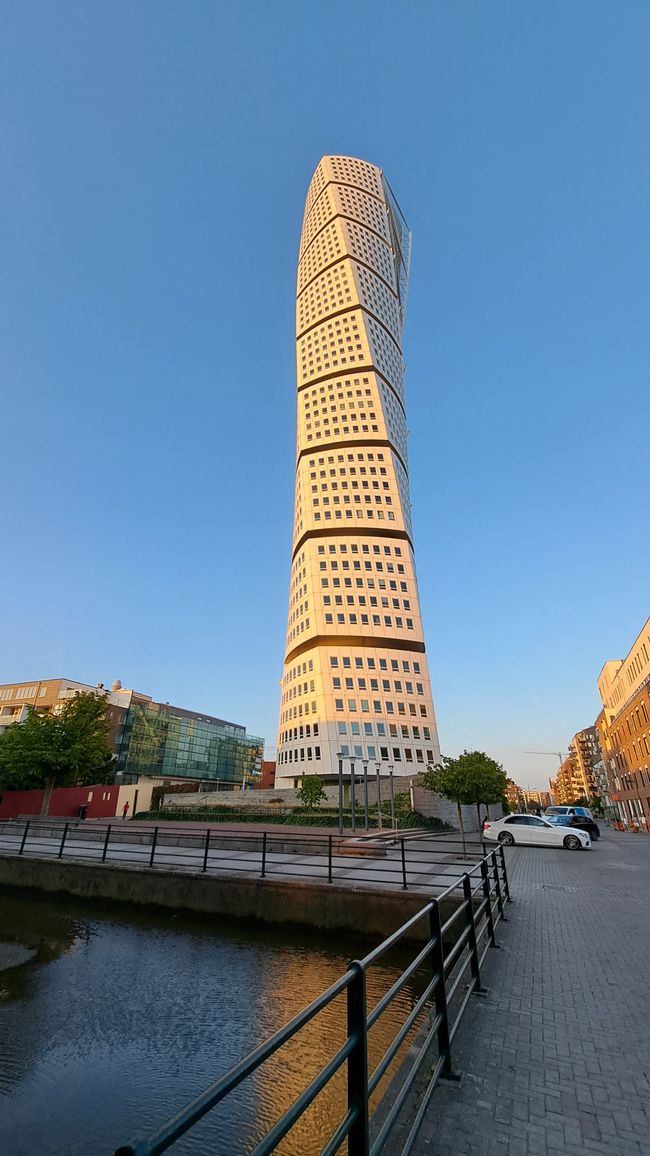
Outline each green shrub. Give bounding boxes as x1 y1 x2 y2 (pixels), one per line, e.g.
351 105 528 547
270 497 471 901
133 804 451 832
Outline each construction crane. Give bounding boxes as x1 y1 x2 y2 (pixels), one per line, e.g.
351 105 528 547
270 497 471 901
525 751 570 767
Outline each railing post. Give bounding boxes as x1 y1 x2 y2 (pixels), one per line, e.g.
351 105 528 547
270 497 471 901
102 825 112 863
328 833 333 883
202 829 211 873
346 962 369 1155
491 849 506 922
463 874 482 992
400 837 408 890
261 831 267 878
149 827 158 868
19 819 30 855
498 843 512 902
429 899 453 1079
480 856 497 947
58 822 69 859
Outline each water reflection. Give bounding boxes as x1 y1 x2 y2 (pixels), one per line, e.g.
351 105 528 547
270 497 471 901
0 889 422 1155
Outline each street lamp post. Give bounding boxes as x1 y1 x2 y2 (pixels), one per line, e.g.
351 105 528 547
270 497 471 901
336 751 344 836
375 761 382 830
362 759 369 832
388 765 396 829
349 760 356 834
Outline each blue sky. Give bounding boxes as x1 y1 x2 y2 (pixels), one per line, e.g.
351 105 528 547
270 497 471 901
1 2 648 788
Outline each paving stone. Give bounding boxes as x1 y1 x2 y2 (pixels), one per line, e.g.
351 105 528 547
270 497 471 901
411 832 650 1155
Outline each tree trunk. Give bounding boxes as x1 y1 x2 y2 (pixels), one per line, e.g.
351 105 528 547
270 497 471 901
457 801 467 858
476 801 482 832
40 776 55 817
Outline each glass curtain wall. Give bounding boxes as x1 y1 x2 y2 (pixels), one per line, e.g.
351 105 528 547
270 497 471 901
117 701 263 787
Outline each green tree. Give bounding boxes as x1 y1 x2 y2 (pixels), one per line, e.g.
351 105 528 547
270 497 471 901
297 774 327 811
0 692 113 815
421 751 507 856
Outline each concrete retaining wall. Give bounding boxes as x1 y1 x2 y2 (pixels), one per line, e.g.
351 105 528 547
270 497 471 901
410 788 503 833
0 854 451 942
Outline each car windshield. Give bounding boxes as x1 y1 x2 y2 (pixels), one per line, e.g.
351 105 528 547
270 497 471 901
548 815 571 825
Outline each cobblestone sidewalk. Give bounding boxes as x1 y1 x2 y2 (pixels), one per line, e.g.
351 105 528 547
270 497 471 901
413 831 650 1156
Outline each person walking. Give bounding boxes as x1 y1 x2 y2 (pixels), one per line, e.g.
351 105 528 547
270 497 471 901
122 801 129 820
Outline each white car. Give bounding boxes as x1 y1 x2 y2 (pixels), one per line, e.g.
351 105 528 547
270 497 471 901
483 813 591 850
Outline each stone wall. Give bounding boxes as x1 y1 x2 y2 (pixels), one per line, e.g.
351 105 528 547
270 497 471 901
411 786 503 833
0 854 461 943
163 778 400 810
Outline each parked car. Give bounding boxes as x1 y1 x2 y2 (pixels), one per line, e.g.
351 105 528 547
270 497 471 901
545 804 595 821
483 813 590 850
546 813 600 840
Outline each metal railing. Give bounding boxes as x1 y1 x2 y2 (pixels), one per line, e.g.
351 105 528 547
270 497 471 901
0 818 495 891
112 844 510 1156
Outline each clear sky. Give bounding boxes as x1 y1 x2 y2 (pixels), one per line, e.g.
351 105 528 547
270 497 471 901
1 2 648 789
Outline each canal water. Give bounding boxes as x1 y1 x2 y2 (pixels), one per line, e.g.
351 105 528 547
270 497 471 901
0 888 423 1155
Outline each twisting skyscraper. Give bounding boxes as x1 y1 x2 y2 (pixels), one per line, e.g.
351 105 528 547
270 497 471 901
276 156 440 786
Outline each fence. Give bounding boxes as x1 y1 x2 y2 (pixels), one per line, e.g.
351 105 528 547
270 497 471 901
114 843 510 1155
0 819 495 891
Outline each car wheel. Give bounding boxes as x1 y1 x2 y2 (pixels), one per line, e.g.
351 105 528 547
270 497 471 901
563 834 581 850
498 831 514 846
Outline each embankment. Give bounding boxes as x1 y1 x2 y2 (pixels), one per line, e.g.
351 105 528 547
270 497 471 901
0 854 451 941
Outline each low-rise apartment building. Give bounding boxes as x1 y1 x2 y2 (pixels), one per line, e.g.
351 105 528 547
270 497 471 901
0 676 264 792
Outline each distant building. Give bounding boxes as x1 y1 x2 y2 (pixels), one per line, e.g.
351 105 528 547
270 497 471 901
569 727 601 800
523 789 552 810
597 618 650 825
0 677 263 790
551 755 581 805
505 779 525 811
257 760 276 790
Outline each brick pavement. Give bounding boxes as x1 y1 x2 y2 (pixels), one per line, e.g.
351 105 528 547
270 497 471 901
413 830 650 1156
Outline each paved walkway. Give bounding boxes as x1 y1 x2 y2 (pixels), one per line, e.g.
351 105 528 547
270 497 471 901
414 830 650 1156
0 823 484 895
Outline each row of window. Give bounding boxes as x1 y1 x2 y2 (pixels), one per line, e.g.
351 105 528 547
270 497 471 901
278 745 436 766
318 556 404 572
286 612 416 646
313 491 392 505
313 508 397 522
280 701 318 723
0 685 45 700
332 655 421 673
324 594 410 609
326 613 414 629
282 672 423 706
333 676 422 693
279 721 431 745
335 698 427 716
282 652 422 688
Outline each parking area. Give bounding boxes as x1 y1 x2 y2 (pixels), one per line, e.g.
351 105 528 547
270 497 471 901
413 830 650 1155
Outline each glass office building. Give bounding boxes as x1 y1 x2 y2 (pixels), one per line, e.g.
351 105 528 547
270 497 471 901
116 700 263 788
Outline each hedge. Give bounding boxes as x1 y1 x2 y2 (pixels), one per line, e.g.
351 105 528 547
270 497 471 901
133 807 450 832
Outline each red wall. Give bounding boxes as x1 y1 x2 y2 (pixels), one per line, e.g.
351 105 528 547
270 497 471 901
257 761 276 790
0 784 120 819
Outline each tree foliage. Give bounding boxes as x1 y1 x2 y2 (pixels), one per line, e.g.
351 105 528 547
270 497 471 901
0 692 113 796
421 750 508 854
297 774 327 810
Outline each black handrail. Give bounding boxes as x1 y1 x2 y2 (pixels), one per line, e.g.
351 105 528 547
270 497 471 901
1 817 494 892
113 844 511 1156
